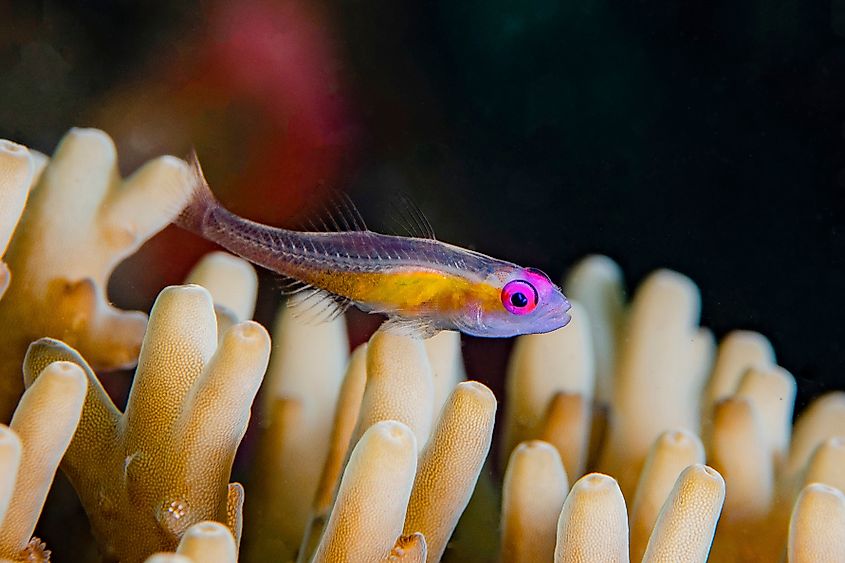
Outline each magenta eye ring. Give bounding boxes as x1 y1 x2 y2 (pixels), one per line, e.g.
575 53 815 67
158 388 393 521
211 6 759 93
502 280 538 315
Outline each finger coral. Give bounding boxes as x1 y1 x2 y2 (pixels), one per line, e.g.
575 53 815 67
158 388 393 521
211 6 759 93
22 284 270 563
0 360 87 562
184 251 258 334
500 440 568 562
245 304 349 562
312 420 418 563
143 520 238 563
2 130 845 562
0 129 192 421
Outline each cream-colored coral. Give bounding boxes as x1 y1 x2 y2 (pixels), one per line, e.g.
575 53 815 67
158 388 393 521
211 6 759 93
184 251 259 334
707 397 775 561
0 140 35 303
629 430 705 562
554 473 628 562
245 304 349 561
298 344 369 561
22 285 269 562
353 330 435 451
598 270 714 497
787 483 845 562
640 464 725 562
734 365 795 466
0 128 192 420
143 521 238 563
500 440 568 562
403 381 496 562
502 304 593 478
312 421 418 563
0 427 20 531
175 521 238 563
1 135 844 563
0 360 87 562
423 330 466 419
702 330 775 423
785 392 845 483
803 437 845 493
563 254 625 406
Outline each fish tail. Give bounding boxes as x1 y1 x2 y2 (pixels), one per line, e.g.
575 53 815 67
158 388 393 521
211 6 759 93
175 149 219 234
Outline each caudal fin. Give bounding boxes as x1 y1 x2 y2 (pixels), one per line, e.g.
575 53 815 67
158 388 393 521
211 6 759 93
175 150 219 233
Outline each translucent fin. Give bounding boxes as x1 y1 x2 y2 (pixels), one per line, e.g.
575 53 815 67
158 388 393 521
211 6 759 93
174 149 220 233
287 288 351 323
380 316 440 339
387 192 436 240
274 275 314 296
302 191 368 233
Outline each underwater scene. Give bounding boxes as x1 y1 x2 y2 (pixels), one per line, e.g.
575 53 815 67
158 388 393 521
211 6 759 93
1 1 844 561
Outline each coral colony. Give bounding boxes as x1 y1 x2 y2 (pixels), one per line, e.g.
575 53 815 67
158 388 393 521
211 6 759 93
0 128 841 562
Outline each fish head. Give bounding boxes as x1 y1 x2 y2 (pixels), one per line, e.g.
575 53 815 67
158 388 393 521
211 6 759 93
455 266 572 337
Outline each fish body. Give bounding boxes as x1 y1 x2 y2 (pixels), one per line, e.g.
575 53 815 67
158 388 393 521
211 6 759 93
175 156 571 338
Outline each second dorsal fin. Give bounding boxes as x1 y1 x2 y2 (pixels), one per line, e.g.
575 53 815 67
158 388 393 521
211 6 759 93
386 192 436 240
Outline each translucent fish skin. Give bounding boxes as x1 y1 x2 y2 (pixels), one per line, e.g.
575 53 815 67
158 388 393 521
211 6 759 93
175 157 572 338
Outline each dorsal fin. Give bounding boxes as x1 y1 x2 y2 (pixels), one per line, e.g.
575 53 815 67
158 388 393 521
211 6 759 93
387 192 436 240
302 191 368 233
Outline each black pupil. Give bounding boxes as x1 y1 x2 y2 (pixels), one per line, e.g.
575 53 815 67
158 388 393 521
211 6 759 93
510 292 529 308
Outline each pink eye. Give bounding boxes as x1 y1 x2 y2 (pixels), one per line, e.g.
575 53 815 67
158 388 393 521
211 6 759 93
501 280 539 315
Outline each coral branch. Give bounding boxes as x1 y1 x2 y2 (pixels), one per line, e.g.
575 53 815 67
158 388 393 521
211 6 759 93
641 464 725 563
503 305 594 470
554 473 628 562
629 430 705 562
353 330 435 451
786 392 845 481
0 361 86 559
175 521 237 563
735 365 796 467
423 330 466 418
708 397 774 561
500 440 568 563
297 344 369 561
185 251 258 334
0 128 193 420
403 381 497 562
564 255 625 406
599 270 714 497
312 421 418 563
0 426 21 525
788 483 845 562
22 285 269 562
0 140 33 269
803 437 845 493
245 304 348 561
538 391 591 480
702 331 775 423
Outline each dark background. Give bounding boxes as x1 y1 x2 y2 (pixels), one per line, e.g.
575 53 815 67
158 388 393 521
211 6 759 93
1 0 844 408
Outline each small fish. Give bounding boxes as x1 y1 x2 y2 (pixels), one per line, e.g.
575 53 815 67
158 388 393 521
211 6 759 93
174 154 572 339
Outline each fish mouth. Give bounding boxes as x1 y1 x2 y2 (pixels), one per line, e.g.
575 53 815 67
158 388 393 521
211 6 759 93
557 310 572 328
533 302 572 332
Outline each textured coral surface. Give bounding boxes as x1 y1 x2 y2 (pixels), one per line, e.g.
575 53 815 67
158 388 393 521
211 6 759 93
0 131 843 562
0 129 192 421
